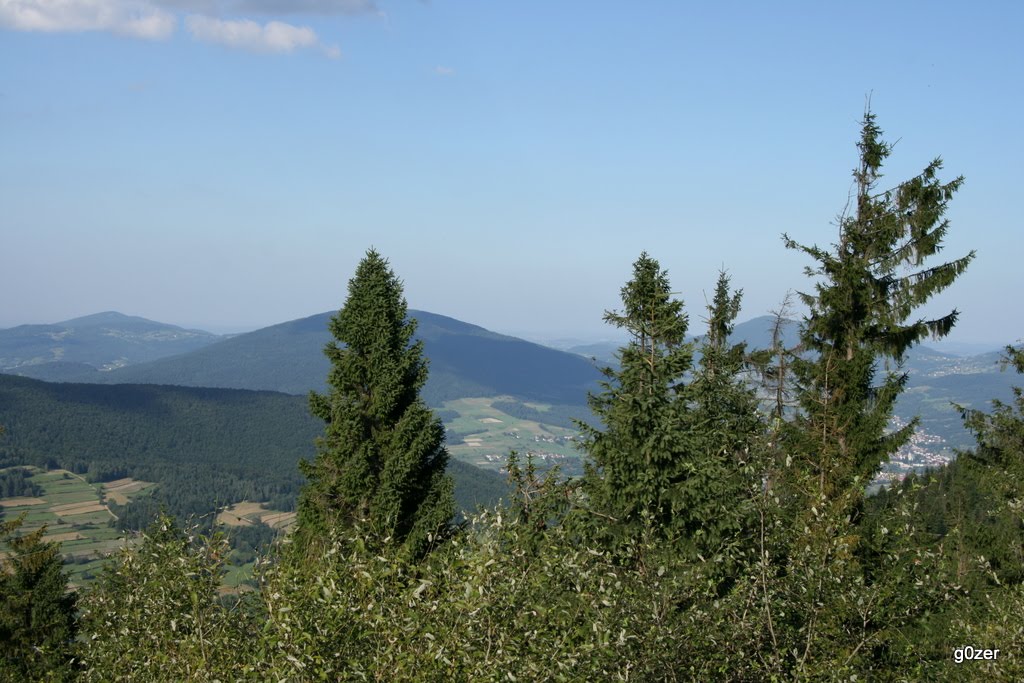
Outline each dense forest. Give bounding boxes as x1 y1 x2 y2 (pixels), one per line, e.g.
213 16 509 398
3 112 1024 681
0 376 508 530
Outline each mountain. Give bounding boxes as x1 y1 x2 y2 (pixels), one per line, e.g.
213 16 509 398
727 315 800 350
4 308 1016 459
20 310 603 407
0 312 222 374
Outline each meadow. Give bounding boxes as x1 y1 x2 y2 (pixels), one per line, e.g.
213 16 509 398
443 396 584 476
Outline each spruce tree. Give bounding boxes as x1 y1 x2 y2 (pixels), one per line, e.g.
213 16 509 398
581 259 766 565
686 271 764 554
782 109 974 509
580 252 696 540
0 514 78 681
295 249 454 558
953 344 1024 584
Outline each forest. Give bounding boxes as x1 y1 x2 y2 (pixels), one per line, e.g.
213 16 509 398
2 112 1023 681
0 375 509 532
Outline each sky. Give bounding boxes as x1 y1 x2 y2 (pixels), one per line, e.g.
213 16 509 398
2 1 1021 346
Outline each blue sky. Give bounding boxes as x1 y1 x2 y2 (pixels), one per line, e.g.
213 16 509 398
2 1 1021 346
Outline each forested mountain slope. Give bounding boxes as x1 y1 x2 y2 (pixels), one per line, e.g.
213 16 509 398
0 374 508 524
11 310 603 407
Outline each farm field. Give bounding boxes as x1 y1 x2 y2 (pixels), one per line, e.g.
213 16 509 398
217 501 296 530
2 467 295 589
0 467 155 586
443 397 584 476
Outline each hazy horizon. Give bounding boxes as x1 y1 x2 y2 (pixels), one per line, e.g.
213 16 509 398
0 306 1015 357
3 2 1021 348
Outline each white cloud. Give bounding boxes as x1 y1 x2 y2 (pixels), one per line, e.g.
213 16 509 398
434 65 454 77
185 14 332 54
0 0 352 55
0 0 176 39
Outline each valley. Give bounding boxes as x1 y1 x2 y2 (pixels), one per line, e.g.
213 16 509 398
1 309 1019 584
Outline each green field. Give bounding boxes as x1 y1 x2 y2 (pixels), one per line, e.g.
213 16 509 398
0 467 154 586
443 396 584 476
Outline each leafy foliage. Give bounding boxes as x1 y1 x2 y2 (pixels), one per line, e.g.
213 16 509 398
79 516 253 682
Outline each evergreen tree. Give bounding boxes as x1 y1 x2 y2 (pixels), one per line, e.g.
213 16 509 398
295 249 454 558
782 109 974 509
0 514 78 682
954 344 1024 584
579 252 696 541
692 271 763 460
686 271 764 557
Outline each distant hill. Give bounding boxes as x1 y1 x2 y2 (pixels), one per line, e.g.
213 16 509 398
16 310 603 407
0 312 221 374
0 374 508 521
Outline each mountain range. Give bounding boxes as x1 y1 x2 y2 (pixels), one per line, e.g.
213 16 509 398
2 310 1019 455
1 311 602 407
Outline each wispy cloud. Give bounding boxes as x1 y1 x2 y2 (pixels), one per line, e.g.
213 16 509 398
0 0 176 39
185 14 337 56
152 0 377 15
434 65 454 77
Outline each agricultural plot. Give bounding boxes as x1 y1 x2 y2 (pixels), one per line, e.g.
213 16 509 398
0 467 153 586
217 501 295 530
102 477 156 506
443 397 584 476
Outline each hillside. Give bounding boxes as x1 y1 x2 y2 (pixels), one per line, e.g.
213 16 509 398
0 312 221 374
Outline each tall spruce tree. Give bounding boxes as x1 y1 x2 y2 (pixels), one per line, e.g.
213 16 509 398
782 109 974 508
295 249 454 558
579 253 696 541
